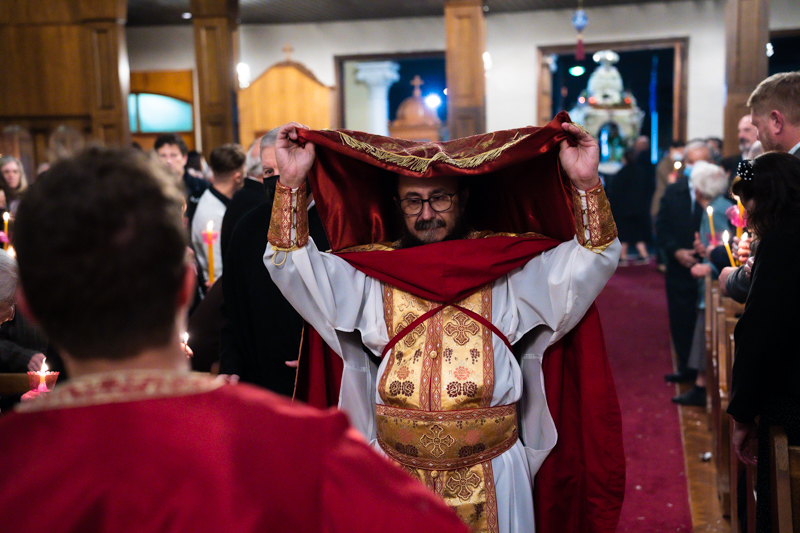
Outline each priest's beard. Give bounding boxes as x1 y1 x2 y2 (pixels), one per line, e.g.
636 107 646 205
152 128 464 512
396 216 471 249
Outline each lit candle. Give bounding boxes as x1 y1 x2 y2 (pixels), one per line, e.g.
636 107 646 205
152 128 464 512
2 212 8 250
706 206 715 244
182 332 189 344
723 230 736 267
36 358 49 392
206 221 215 285
736 198 744 239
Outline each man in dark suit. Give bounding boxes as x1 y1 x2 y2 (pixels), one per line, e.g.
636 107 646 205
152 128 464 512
218 128 330 396
656 140 712 383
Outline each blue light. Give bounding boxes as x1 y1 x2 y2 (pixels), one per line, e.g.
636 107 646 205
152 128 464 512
569 66 586 77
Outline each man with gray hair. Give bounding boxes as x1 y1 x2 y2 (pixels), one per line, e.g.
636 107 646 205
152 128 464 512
219 126 331 397
657 140 714 384
0 248 46 376
220 128 279 256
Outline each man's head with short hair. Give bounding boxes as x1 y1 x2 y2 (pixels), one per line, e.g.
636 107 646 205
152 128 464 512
747 72 800 152
208 144 246 184
684 140 713 168
154 133 189 177
260 127 280 181
737 115 758 155
14 147 190 361
395 175 469 247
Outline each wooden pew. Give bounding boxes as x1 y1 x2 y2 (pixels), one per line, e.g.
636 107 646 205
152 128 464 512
712 292 744 517
770 426 800 533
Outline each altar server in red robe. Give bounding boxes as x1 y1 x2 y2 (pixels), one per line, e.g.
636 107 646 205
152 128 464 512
0 147 469 533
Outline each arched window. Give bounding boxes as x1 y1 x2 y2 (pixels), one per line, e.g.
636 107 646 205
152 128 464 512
128 93 193 133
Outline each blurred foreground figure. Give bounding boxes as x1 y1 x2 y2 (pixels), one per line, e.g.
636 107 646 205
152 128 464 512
0 147 469 533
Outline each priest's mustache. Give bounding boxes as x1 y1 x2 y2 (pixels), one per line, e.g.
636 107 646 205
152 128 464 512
415 219 446 231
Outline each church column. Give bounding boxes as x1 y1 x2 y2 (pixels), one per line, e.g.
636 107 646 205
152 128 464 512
191 0 238 151
445 0 486 138
355 62 400 136
723 0 769 158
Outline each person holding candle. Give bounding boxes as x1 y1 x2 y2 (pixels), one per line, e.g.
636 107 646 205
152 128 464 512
726 152 800 532
190 143 246 288
672 160 733 406
657 141 714 384
0 146 469 533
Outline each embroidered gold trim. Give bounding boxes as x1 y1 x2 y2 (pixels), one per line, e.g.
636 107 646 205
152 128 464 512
376 403 518 470
573 182 618 253
15 370 223 413
337 131 531 173
268 181 309 251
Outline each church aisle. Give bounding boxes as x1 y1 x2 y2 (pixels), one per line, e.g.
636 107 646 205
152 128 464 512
595 262 693 531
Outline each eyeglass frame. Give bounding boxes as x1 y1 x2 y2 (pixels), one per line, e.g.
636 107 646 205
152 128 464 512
396 192 457 216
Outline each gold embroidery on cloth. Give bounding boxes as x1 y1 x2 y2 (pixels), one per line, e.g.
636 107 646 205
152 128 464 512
15 370 223 413
376 404 518 469
572 182 618 253
336 130 531 173
398 461 500 533
268 181 309 251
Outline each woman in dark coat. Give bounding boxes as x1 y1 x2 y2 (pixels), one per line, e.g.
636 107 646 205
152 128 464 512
727 152 800 532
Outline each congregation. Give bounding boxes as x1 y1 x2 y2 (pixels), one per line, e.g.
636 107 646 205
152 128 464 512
0 4 799 527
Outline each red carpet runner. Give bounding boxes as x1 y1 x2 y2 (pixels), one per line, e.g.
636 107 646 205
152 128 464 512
594 263 693 532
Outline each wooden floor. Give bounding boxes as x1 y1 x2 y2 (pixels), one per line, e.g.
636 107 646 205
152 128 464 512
676 381 732 533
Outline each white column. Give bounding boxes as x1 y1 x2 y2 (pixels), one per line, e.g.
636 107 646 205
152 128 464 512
355 61 400 136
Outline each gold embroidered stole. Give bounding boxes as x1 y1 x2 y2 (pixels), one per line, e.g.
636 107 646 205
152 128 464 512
378 285 506 533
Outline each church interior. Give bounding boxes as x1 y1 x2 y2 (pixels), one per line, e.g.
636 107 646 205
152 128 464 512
1 0 800 532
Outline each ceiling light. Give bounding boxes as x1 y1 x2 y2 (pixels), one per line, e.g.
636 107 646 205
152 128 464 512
182 12 192 20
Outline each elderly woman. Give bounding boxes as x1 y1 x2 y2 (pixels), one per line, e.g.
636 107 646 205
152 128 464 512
672 160 734 406
0 249 46 373
728 153 800 532
0 155 28 216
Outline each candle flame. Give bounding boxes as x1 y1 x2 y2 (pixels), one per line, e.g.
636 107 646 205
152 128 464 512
673 161 682 170
40 358 48 373
706 206 713 215
206 220 214 232
7 246 15 258
741 232 748 241
182 332 189 344
2 212 8 222
722 230 730 242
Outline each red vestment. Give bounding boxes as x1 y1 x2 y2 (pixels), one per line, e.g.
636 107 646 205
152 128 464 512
0 371 469 533
296 112 625 533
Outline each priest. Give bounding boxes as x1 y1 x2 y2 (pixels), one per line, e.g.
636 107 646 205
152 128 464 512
265 113 625 533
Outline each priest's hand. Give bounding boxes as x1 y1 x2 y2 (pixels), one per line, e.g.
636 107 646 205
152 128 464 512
276 122 316 189
559 122 601 190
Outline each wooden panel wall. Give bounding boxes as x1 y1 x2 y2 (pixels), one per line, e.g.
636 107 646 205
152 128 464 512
723 0 769 158
130 71 194 103
238 62 333 149
445 0 486 138
0 0 129 167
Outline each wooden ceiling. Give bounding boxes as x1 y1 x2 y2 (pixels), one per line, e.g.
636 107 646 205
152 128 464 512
127 0 687 26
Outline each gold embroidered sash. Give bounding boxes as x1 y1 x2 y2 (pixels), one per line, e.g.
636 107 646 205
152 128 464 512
376 404 518 470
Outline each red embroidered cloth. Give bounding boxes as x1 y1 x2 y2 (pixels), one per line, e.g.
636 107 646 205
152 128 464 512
297 112 624 533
